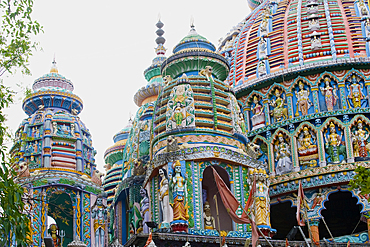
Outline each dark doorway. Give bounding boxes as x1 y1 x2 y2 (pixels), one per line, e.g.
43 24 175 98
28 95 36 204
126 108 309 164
270 201 308 240
202 165 233 231
319 191 367 239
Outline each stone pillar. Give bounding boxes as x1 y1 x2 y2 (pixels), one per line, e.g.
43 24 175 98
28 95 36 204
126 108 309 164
286 93 294 118
311 87 320 113
310 219 320 246
337 82 347 110
263 99 271 125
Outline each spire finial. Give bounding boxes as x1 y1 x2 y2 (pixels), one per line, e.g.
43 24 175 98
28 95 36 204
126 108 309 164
190 16 195 29
158 13 161 21
50 55 58 73
155 18 166 56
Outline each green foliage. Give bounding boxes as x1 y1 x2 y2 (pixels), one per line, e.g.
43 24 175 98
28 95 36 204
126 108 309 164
349 166 370 198
0 0 42 76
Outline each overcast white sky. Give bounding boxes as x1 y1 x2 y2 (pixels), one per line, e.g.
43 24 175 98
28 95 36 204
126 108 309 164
3 0 251 172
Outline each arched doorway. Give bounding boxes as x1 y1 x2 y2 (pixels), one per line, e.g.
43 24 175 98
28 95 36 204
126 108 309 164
270 201 308 240
115 189 130 244
319 191 367 238
47 192 73 247
202 165 233 231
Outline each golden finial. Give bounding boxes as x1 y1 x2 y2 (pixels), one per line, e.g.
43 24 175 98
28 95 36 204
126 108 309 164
50 55 58 73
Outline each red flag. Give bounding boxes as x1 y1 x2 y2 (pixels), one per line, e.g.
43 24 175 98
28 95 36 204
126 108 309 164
347 240 350 247
211 166 259 247
296 181 306 226
285 238 289 247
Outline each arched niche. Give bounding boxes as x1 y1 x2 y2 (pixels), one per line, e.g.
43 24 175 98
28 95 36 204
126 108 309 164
349 115 370 161
294 123 319 170
246 92 266 131
317 74 341 112
271 130 294 175
319 191 367 239
267 85 289 124
202 165 233 231
290 78 314 117
321 119 347 164
344 72 368 109
251 135 270 172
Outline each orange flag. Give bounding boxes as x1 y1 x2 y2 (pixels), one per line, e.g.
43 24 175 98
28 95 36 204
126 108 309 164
347 240 350 247
296 181 306 226
285 238 289 247
211 166 259 247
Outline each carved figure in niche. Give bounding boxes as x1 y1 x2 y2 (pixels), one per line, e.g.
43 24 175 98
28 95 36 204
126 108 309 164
52 122 58 135
352 119 370 159
359 0 369 16
260 18 269 36
324 122 347 163
28 155 38 169
91 193 107 247
48 224 60 247
199 66 213 81
158 168 173 228
258 37 268 59
320 77 338 111
297 127 318 168
269 89 288 122
133 159 146 176
35 128 40 138
295 81 312 116
310 34 322 50
140 188 150 234
365 19 370 39
307 5 318 14
70 123 75 137
308 18 320 31
238 112 248 134
251 96 265 130
171 161 189 221
258 60 267 77
347 75 366 108
249 168 270 226
167 136 179 152
274 133 292 175
203 201 216 230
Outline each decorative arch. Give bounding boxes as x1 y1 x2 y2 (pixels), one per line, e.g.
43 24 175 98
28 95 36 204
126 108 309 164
315 71 341 86
246 91 266 131
294 123 319 170
289 76 314 91
349 115 370 160
267 84 290 124
251 135 270 171
343 68 367 82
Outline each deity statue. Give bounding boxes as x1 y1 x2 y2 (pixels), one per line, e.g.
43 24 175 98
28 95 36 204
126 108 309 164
269 89 288 122
238 112 248 133
298 127 318 154
140 188 150 234
308 18 320 31
91 193 108 247
307 4 318 14
171 161 189 222
365 19 370 39
359 0 369 16
258 61 267 77
251 96 265 130
48 224 60 247
203 201 216 230
311 34 322 50
320 77 338 111
53 122 58 135
347 75 365 108
71 123 75 137
249 168 270 226
274 133 292 175
295 81 312 116
258 37 268 59
158 168 173 228
352 119 370 158
260 18 269 36
324 122 347 163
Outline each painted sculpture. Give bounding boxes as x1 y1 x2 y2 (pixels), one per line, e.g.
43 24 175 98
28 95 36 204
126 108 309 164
324 122 346 164
352 119 370 159
347 75 365 108
203 201 215 230
269 89 288 122
251 96 265 130
159 168 173 228
274 133 292 175
297 127 318 167
320 77 338 111
140 188 150 234
91 194 108 247
253 168 270 226
295 81 312 116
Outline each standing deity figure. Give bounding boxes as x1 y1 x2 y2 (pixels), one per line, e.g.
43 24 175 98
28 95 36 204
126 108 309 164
52 121 58 135
258 61 267 77
347 75 365 108
324 122 347 163
159 168 173 228
258 37 268 59
140 188 150 234
269 89 288 122
171 161 189 221
274 133 292 175
295 81 312 116
249 168 270 227
359 0 369 16
365 19 370 39
203 201 216 230
91 193 107 247
320 77 338 111
71 123 75 137
251 96 265 130
238 112 248 134
260 18 269 36
352 120 370 158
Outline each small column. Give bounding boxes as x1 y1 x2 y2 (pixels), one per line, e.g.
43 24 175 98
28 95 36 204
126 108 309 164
75 122 83 172
309 219 320 246
286 93 294 118
337 82 347 110
365 80 370 107
263 99 271 125
311 87 320 113
245 108 251 131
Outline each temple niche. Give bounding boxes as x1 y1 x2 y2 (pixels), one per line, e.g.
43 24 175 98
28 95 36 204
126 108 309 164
345 74 368 109
292 80 313 117
295 125 319 169
323 121 347 164
350 117 370 161
249 94 266 130
272 131 293 175
268 88 288 124
318 76 341 112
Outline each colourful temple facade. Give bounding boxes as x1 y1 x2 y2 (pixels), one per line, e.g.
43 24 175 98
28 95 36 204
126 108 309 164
11 62 107 247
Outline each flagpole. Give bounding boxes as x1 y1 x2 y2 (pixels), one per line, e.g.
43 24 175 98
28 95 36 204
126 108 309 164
214 194 222 247
303 201 314 246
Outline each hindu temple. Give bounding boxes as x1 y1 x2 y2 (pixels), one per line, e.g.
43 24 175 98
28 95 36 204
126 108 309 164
11 0 370 245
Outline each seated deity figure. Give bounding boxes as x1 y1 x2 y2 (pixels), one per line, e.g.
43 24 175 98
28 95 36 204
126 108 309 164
352 119 370 158
324 122 347 163
274 133 293 175
307 5 318 14
298 127 318 157
295 81 312 116
203 201 216 230
311 34 322 50
159 168 173 228
347 75 365 108
320 77 338 111
308 18 320 31
269 89 288 122
251 96 265 130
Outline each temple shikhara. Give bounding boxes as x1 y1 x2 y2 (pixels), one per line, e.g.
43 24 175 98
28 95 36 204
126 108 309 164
10 0 370 245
